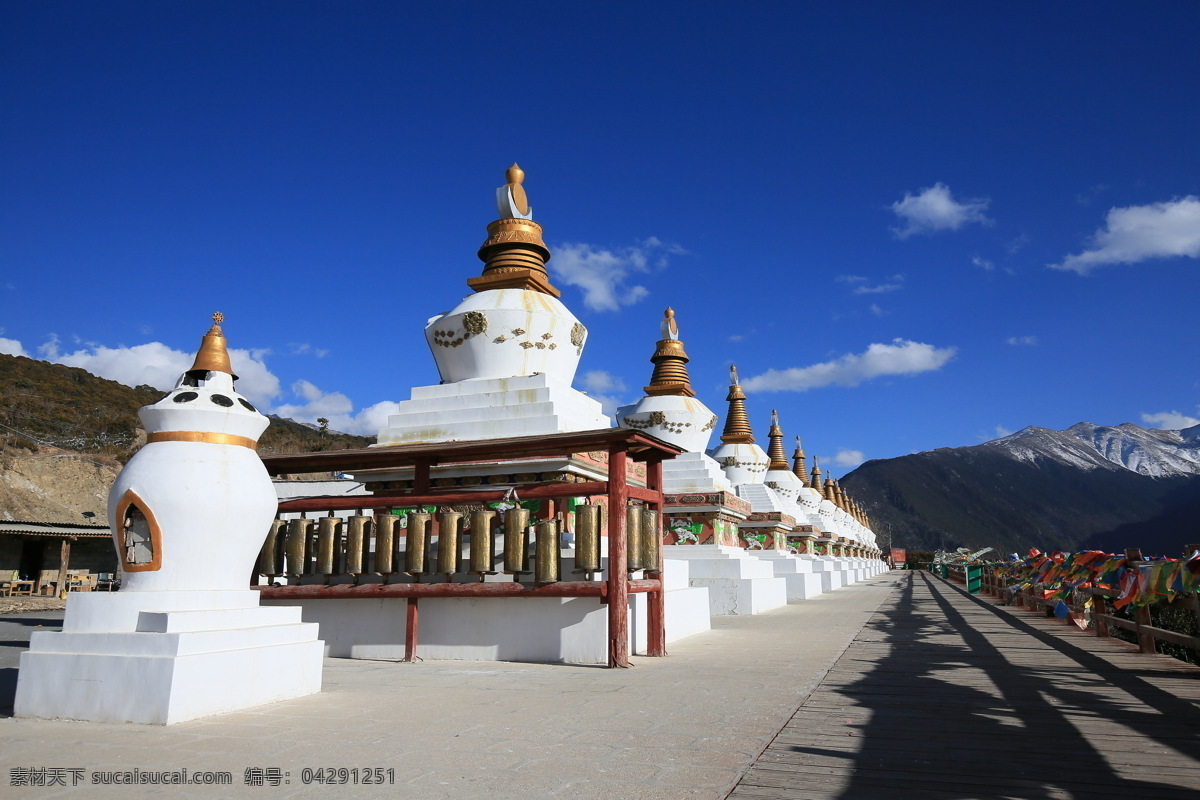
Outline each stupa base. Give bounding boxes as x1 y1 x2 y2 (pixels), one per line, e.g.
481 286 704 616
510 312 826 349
14 591 322 725
749 550 824 600
663 545 788 615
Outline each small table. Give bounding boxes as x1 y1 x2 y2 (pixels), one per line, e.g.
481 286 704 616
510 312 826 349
10 580 35 596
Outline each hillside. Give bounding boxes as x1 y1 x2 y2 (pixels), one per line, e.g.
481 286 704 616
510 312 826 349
0 353 372 460
0 353 374 523
843 422 1200 557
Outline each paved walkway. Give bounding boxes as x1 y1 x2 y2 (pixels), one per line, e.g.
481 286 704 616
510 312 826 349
1 573 901 799
730 571 1200 800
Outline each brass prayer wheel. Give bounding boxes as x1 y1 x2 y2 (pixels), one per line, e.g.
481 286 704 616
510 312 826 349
259 519 283 576
534 519 560 584
573 503 601 573
316 515 342 575
374 513 397 575
436 510 463 575
502 507 530 574
344 514 372 577
626 505 645 572
640 508 660 572
284 518 313 577
469 509 497 575
405 512 432 574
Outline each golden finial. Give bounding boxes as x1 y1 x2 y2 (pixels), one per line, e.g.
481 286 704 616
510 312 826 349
823 473 837 502
504 163 530 217
470 163 559 297
792 436 808 485
189 312 236 379
645 307 694 397
766 409 789 470
810 456 822 492
719 364 755 444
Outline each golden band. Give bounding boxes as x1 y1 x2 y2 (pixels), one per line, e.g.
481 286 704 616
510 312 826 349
146 431 258 450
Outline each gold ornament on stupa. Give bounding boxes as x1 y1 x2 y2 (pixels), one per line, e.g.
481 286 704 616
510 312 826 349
823 474 837 503
188 312 236 379
792 436 808 486
809 456 822 493
719 365 755 444
766 410 789 470
467 163 561 297
644 308 695 397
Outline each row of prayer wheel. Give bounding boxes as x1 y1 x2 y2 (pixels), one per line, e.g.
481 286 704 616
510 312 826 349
259 504 661 584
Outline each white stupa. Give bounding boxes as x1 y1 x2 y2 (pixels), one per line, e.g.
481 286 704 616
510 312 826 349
616 308 729 493
376 164 609 446
15 315 323 724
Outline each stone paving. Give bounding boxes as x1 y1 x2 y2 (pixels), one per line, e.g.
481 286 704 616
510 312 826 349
1 572 901 799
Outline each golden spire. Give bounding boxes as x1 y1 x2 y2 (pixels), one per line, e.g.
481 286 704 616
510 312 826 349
810 456 822 493
719 365 755 444
766 410 789 470
823 473 837 503
188 312 236 379
644 308 695 397
468 164 560 297
834 479 848 510
791 436 808 485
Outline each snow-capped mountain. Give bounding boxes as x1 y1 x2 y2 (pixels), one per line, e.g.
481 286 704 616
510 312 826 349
842 421 1200 556
987 422 1200 478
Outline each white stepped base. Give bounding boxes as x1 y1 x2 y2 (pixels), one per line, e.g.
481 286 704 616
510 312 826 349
662 451 733 494
750 552 824 600
263 557 711 665
377 375 611 445
15 592 322 725
663 545 788 615
804 558 848 591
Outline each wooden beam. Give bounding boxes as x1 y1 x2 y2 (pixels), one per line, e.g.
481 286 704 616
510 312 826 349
56 538 71 598
255 579 661 600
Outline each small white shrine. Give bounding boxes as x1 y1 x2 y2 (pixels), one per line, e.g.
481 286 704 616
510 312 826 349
15 317 323 724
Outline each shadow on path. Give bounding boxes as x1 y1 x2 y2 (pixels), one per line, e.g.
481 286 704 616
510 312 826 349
731 572 1200 800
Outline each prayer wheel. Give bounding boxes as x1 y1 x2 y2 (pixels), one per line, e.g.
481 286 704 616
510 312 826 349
640 508 660 572
259 519 284 576
502 507 530 574
284 518 313 577
626 505 645 572
469 510 497 575
436 510 463 576
344 514 372 577
316 515 342 575
405 512 432 574
534 519 560 584
573 503 601 573
374 512 397 576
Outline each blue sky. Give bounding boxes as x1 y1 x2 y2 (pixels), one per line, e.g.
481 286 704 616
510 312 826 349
2 2 1198 472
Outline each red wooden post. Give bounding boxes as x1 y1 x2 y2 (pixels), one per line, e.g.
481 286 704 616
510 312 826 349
645 456 667 657
607 446 630 668
1125 548 1155 654
404 596 419 662
413 458 432 494
1093 588 1109 639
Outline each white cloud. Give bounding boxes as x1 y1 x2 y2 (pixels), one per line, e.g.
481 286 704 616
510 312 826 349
837 275 868 283
1052 196 1200 274
1006 335 1037 346
972 255 995 271
831 449 866 468
0 337 28 357
1141 410 1200 430
839 273 903 294
868 304 887 317
1006 234 1030 254
994 425 1014 438
271 380 396 436
741 339 957 392
551 238 684 312
579 370 627 417
890 182 992 239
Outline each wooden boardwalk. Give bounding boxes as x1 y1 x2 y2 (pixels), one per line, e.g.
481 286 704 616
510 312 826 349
729 570 1200 800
